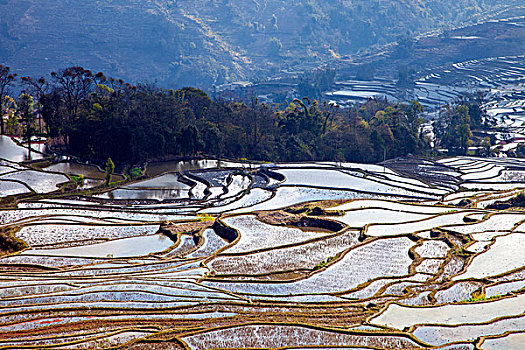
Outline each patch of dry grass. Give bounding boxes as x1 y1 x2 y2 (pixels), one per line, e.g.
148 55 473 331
0 227 28 255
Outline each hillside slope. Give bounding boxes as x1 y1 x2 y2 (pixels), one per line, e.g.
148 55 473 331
0 0 521 87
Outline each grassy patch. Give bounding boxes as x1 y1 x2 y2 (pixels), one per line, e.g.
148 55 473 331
71 174 85 186
197 214 215 222
314 255 339 270
462 294 502 303
454 247 472 257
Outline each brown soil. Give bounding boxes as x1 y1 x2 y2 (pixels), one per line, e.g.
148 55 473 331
162 221 213 236
0 227 27 256
257 211 301 225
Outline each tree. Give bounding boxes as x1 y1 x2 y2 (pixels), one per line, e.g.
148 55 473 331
0 65 17 134
2 96 17 135
297 69 336 99
105 158 115 186
174 87 212 119
480 136 491 156
50 67 95 149
440 104 473 155
180 125 200 155
26 65 432 164
393 33 414 59
455 105 472 154
397 65 416 86
21 76 49 134
18 93 36 156
406 100 424 133
39 90 64 138
198 120 223 155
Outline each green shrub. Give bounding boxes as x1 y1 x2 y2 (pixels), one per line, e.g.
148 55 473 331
71 174 85 186
130 167 143 179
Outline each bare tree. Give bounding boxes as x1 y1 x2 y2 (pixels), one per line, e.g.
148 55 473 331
50 66 94 148
18 93 36 157
21 76 49 99
21 76 50 134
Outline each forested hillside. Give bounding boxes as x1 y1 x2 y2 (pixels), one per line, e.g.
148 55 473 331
0 0 520 88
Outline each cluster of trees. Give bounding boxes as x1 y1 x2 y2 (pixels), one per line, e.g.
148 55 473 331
1 66 430 165
297 69 336 100
0 65 41 154
437 104 473 154
433 93 491 156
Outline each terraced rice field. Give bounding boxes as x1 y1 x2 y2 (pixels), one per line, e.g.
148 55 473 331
2 137 525 349
327 53 525 161
327 54 525 111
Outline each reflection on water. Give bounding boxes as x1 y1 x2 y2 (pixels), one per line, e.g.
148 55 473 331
125 173 191 190
146 159 220 177
0 180 31 196
30 143 47 154
80 178 104 189
44 162 125 182
44 162 107 179
0 136 44 162
98 188 190 200
25 234 174 258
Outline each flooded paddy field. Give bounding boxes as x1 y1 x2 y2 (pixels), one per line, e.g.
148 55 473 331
327 55 525 111
2 140 525 348
326 54 525 161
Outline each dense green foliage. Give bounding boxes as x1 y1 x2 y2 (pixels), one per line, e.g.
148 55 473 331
434 93 491 155
105 158 115 186
27 67 429 164
436 105 473 155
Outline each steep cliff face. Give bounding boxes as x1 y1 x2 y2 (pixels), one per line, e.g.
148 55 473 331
0 0 520 87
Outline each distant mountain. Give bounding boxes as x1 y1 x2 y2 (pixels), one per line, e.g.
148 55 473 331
0 0 522 88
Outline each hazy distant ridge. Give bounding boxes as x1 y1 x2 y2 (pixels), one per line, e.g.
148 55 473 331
0 0 520 87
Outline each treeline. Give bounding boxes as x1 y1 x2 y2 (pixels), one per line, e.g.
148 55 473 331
1 66 430 164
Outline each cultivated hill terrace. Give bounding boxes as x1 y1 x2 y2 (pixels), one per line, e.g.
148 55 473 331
2 136 525 348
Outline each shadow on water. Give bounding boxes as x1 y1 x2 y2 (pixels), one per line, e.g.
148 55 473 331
43 162 108 179
146 159 222 177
